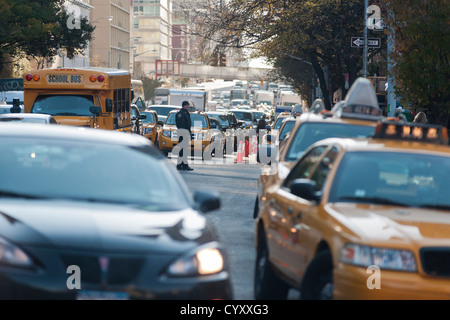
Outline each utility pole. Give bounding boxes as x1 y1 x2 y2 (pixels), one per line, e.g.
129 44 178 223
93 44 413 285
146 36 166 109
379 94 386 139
363 0 368 77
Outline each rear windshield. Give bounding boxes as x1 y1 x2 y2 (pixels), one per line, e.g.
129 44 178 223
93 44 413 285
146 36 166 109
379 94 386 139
285 122 375 162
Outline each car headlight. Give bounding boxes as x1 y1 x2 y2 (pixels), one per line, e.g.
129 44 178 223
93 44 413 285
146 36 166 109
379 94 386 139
0 237 33 267
162 130 171 137
166 244 226 277
340 243 417 271
197 133 206 140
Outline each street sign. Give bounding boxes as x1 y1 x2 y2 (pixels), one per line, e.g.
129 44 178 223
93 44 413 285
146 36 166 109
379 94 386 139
351 37 381 48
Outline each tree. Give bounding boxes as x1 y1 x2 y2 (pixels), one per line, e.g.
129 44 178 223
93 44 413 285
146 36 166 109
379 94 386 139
182 0 386 110
381 0 450 126
140 76 163 104
0 0 94 75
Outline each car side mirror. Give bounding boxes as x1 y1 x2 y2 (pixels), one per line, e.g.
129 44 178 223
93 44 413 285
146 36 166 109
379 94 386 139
288 179 320 203
157 120 163 125
194 190 221 213
138 115 147 120
105 99 113 113
89 106 102 115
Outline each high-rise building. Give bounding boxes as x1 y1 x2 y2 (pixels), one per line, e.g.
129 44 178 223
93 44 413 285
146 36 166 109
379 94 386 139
89 0 131 70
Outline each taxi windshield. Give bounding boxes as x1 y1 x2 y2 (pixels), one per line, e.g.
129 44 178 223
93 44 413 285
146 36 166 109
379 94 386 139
141 111 155 123
0 138 191 211
149 106 179 116
279 120 295 140
31 95 93 116
190 114 208 128
329 151 450 208
273 117 286 130
285 122 374 162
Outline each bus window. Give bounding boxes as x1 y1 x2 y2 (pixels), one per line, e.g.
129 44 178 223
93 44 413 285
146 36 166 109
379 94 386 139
31 95 93 116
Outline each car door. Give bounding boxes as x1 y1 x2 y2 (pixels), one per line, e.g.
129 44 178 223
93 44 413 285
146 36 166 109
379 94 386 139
271 144 339 286
264 145 328 281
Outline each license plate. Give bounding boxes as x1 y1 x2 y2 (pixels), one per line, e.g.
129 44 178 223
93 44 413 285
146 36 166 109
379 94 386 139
76 290 129 300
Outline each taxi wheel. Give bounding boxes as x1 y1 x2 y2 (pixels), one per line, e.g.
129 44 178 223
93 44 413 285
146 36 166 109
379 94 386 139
254 231 289 300
300 250 333 300
253 196 259 219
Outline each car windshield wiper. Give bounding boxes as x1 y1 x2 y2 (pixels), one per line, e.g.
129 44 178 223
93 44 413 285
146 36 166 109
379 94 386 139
337 196 409 207
417 204 450 210
0 190 46 199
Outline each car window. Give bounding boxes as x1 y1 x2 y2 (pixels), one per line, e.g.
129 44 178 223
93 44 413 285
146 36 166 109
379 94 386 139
279 120 295 140
141 111 155 123
310 146 339 191
0 139 191 211
191 114 208 128
149 106 179 116
283 145 328 189
329 151 450 208
31 95 94 116
273 117 285 130
285 122 375 162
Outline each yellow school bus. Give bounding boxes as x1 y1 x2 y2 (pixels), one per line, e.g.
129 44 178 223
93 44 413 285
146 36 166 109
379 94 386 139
23 67 133 131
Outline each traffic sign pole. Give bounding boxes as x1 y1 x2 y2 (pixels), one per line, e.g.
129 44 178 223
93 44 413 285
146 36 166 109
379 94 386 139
363 0 368 78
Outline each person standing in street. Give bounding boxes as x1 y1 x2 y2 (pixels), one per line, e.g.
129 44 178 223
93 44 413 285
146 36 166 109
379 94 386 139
176 101 193 171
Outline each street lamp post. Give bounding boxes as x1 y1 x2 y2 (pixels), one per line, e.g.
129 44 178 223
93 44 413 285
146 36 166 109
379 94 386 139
117 36 141 69
133 49 158 78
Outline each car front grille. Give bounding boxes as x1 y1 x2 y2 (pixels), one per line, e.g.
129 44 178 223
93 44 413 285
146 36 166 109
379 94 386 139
420 248 450 278
61 254 145 285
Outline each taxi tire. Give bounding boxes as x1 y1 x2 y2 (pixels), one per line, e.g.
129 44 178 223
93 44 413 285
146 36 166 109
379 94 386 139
254 232 289 300
300 250 333 300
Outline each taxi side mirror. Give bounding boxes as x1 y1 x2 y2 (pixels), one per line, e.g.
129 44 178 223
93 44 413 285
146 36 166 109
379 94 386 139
194 190 221 213
138 114 147 120
288 179 320 203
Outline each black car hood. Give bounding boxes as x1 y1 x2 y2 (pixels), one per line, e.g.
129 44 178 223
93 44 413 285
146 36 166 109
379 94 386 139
0 199 215 254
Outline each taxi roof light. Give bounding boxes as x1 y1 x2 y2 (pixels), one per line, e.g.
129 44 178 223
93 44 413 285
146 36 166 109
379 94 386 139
374 120 449 145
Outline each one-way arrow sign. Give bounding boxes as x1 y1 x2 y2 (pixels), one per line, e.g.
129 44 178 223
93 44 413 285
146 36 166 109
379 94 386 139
351 37 381 48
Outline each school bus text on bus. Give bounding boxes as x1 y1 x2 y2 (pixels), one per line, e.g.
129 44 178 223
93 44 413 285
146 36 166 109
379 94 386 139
23 67 134 132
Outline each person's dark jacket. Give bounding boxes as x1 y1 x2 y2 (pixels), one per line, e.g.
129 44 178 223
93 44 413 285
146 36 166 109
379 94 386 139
176 108 192 133
256 117 267 134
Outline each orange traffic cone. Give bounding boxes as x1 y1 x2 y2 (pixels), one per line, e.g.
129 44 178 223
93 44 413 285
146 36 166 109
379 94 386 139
235 140 243 163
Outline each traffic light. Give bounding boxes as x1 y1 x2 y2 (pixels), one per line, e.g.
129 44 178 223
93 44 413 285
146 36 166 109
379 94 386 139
220 54 226 66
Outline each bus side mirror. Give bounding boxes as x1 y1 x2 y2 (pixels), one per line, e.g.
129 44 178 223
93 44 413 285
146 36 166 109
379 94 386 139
90 106 102 115
105 99 113 113
131 89 135 101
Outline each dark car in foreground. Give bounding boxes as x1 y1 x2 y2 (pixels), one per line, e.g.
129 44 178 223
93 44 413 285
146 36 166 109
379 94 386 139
0 123 232 300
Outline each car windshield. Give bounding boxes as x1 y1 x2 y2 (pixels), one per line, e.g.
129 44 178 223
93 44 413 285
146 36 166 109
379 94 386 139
208 114 230 127
273 117 286 130
252 112 265 120
149 106 179 116
141 111 155 123
0 138 191 211
231 111 252 121
31 95 93 116
285 122 375 162
329 151 450 208
279 120 295 140
164 112 208 128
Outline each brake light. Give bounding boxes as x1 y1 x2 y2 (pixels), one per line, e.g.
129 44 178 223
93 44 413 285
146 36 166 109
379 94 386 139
97 75 105 82
25 74 33 81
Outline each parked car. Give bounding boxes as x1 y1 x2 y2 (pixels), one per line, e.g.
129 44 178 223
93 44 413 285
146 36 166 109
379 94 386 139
0 113 57 124
0 123 232 300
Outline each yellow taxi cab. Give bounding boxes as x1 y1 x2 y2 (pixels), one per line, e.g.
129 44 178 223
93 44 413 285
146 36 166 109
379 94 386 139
254 120 450 300
270 111 291 138
158 110 213 157
254 78 383 219
140 109 159 143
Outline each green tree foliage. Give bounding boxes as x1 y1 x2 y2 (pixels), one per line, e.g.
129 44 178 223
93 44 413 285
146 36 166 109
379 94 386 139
140 77 163 104
0 0 94 74
186 0 385 109
381 0 450 126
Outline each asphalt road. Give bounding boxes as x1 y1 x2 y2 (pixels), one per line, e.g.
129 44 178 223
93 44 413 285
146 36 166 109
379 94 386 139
171 155 300 300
